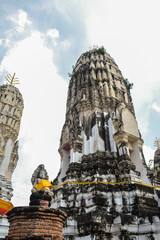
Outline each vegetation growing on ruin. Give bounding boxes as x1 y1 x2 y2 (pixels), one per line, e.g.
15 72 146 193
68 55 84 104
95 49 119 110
87 46 106 57
124 78 133 90
68 65 77 78
95 46 106 55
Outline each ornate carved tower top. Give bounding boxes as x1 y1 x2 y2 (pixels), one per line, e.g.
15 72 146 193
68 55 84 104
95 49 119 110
58 47 143 182
0 84 23 139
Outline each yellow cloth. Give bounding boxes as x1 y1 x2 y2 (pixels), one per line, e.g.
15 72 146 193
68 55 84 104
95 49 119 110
35 180 53 191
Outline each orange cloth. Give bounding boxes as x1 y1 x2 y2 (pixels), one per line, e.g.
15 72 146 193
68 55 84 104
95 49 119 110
0 199 14 215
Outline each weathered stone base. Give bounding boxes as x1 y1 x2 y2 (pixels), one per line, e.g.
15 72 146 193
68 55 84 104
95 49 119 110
0 174 13 239
52 152 160 240
63 214 160 239
64 232 160 240
6 206 67 240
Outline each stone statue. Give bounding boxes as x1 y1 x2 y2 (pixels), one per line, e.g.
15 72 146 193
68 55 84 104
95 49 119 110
31 164 49 186
29 164 53 207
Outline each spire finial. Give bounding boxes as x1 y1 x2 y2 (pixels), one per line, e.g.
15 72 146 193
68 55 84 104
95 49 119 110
154 137 160 149
5 73 20 85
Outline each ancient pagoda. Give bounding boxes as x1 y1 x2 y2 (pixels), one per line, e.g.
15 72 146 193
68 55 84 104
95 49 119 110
0 74 24 238
51 47 160 239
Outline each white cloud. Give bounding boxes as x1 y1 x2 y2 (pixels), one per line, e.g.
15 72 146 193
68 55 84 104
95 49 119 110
9 9 32 32
0 30 68 206
4 39 10 47
0 39 9 48
46 28 60 46
47 29 59 40
152 102 160 113
60 39 71 49
143 145 155 166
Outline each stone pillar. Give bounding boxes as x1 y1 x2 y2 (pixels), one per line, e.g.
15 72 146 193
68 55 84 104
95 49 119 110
6 206 67 240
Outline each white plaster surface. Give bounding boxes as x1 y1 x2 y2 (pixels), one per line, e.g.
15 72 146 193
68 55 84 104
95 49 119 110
58 149 70 182
81 123 105 155
0 216 9 239
108 118 117 152
70 149 82 163
122 108 140 138
75 236 92 240
63 223 78 235
69 119 106 164
130 141 151 185
0 139 13 177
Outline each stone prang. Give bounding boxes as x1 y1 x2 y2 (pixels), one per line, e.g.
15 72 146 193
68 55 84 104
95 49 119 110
51 47 160 239
0 83 24 238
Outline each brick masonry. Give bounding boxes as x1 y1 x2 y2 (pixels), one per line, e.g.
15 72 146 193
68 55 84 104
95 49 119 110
6 206 67 240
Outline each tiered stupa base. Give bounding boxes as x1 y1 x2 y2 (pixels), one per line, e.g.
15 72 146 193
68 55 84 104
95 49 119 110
52 152 160 239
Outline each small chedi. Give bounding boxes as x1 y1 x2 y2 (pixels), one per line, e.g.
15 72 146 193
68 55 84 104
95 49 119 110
51 47 160 239
0 75 24 239
6 164 66 240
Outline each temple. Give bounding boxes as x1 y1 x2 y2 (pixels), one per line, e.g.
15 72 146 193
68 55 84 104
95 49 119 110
0 80 24 238
51 47 160 239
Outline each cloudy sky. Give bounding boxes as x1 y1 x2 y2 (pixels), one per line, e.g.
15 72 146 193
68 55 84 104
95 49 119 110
0 0 160 206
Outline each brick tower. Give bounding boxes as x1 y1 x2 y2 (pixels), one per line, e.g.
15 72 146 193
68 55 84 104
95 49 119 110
0 81 24 238
52 47 160 239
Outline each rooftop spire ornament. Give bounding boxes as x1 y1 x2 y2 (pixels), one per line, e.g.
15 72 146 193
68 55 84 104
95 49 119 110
154 137 160 149
5 73 20 85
